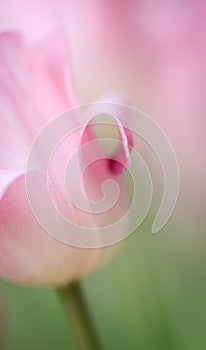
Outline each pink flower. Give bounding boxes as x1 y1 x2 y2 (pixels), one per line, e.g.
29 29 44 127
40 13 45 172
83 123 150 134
0 26 132 286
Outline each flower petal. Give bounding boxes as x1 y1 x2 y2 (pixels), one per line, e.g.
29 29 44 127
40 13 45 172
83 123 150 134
0 172 101 286
0 26 75 169
0 169 23 199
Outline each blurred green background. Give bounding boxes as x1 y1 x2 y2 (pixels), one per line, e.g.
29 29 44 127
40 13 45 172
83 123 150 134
1 222 206 350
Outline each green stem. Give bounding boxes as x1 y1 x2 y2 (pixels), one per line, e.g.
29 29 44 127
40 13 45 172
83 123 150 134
58 281 103 350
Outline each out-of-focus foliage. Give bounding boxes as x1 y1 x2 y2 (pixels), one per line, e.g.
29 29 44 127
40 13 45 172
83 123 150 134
2 222 206 350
